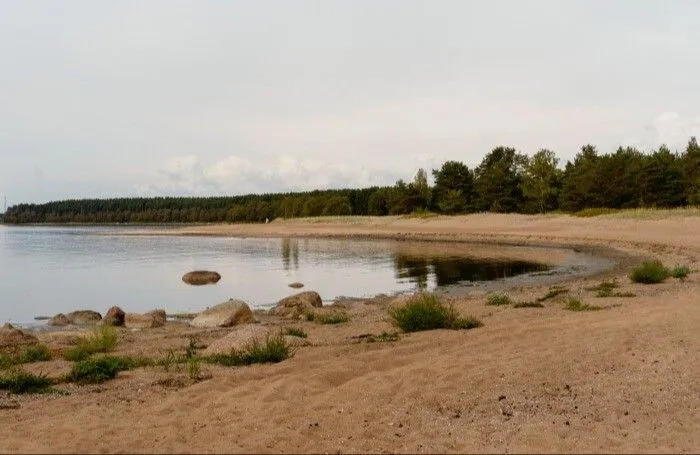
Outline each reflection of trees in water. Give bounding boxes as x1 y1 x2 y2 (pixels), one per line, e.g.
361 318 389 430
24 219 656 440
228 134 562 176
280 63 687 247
281 238 299 271
394 255 547 289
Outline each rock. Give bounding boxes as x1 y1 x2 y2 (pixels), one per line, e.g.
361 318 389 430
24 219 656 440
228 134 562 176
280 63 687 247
48 313 71 326
288 282 304 289
202 325 272 356
182 270 221 286
99 306 125 326
0 323 39 350
190 300 254 328
66 310 102 325
146 309 167 326
125 311 165 329
272 291 323 319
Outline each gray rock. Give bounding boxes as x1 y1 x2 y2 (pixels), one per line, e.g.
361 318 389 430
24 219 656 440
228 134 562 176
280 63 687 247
273 291 323 319
190 299 254 328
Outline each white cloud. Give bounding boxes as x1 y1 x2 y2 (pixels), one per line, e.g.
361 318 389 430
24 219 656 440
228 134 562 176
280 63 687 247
624 112 700 152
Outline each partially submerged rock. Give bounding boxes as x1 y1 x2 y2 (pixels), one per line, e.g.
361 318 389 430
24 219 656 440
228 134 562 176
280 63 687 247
202 324 272 356
190 299 254 328
66 310 102 325
273 291 323 319
288 282 304 289
0 323 39 350
125 310 166 329
48 313 71 326
99 306 126 326
182 271 221 286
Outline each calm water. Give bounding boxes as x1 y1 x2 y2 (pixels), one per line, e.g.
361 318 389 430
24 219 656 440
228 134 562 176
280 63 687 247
0 226 546 324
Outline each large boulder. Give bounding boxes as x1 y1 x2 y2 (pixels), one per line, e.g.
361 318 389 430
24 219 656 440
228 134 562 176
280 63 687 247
190 299 254 328
66 310 102 325
99 306 125 326
125 311 165 329
182 271 221 286
202 324 272 356
48 313 71 326
272 291 323 319
0 323 39 350
147 309 167 326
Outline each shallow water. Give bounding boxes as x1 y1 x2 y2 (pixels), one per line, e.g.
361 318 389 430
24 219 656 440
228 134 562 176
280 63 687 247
0 225 548 324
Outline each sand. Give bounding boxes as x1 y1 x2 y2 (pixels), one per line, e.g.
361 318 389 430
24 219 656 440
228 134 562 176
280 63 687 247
2 213 699 453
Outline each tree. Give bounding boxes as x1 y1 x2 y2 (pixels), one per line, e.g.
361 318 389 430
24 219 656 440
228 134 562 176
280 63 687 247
521 149 561 213
322 196 352 216
432 161 473 212
473 146 527 212
409 168 431 211
559 145 603 211
682 137 700 205
437 189 465 214
640 145 685 207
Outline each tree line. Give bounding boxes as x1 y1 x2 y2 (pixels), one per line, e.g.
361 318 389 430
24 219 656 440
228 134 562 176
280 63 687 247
3 137 699 224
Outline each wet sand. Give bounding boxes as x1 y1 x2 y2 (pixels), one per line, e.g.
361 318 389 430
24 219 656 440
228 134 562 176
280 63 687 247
2 213 699 453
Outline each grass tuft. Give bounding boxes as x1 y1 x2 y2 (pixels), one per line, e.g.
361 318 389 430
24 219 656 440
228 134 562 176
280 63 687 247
486 293 512 306
305 311 350 325
389 293 482 333
18 344 53 363
564 297 602 312
366 331 400 343
0 369 54 394
513 301 545 308
204 334 292 367
670 264 690 280
284 327 308 338
64 326 119 361
67 355 151 384
536 286 568 302
629 260 670 284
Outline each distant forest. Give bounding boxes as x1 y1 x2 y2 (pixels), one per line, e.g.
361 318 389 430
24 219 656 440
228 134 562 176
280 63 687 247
3 137 700 224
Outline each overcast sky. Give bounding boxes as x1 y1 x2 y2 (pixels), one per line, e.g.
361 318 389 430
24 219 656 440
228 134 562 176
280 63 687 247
1 1 699 205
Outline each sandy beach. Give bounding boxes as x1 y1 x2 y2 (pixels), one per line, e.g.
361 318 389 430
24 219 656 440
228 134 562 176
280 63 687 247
2 213 699 453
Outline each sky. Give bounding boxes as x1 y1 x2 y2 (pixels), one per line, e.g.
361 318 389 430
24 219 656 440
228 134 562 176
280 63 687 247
1 0 700 205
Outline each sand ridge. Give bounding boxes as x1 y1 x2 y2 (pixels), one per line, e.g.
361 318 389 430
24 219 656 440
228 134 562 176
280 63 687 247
2 213 699 453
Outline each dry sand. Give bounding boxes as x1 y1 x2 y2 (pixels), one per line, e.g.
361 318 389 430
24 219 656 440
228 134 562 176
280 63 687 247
2 213 699 453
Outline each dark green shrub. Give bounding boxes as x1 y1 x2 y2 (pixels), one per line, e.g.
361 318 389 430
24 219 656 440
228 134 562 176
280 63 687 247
389 293 482 332
0 370 53 394
629 260 670 284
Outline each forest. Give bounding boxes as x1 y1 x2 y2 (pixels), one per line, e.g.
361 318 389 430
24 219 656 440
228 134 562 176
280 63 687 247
3 137 699 224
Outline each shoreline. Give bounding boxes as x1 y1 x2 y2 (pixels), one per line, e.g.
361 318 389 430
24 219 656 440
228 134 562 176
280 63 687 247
1 213 699 453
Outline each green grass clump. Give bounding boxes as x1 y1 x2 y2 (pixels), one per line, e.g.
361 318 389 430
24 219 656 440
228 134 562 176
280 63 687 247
284 327 308 338
536 286 568 302
564 297 602 312
629 260 670 284
486 293 512 306
389 293 482 333
204 335 292 367
0 354 14 370
18 344 52 363
67 355 151 384
305 311 350 325
670 264 690 280
64 326 119 361
0 369 54 394
366 331 400 343
513 301 545 308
